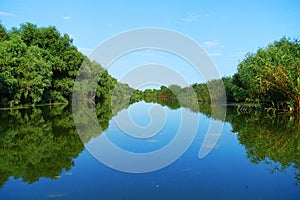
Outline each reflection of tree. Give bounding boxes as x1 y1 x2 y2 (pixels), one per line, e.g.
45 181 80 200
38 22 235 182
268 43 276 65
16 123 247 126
74 97 133 144
226 109 300 185
144 91 200 113
144 96 180 110
151 96 300 185
0 99 132 188
0 105 84 188
2 94 299 189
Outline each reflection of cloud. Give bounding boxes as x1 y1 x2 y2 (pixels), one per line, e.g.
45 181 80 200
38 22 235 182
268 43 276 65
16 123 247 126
203 40 221 48
63 16 72 20
0 11 15 17
79 47 93 55
146 139 158 143
47 193 66 198
180 12 200 22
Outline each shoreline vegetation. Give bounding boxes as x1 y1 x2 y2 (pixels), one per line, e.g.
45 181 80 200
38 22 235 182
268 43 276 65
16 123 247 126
0 23 299 112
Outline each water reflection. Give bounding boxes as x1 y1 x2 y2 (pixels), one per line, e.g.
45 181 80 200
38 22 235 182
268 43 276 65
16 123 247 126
226 108 300 185
141 96 300 185
0 105 83 188
0 97 132 188
155 97 300 185
0 98 299 189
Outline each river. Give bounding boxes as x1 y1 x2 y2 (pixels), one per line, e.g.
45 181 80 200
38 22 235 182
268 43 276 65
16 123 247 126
0 101 299 199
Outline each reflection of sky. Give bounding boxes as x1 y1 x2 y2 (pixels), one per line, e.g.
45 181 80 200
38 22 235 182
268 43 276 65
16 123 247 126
105 102 182 153
1 102 300 199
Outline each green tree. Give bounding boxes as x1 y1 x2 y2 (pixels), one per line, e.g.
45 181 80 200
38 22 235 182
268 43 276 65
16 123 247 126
232 38 300 111
0 24 9 41
0 34 52 106
191 83 210 102
0 23 133 107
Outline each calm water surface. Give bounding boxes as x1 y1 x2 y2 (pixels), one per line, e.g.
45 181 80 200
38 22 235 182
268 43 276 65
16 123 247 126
0 101 299 200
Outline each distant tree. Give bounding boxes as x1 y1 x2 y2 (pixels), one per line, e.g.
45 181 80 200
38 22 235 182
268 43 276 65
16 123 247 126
221 77 235 102
191 83 210 102
168 84 182 95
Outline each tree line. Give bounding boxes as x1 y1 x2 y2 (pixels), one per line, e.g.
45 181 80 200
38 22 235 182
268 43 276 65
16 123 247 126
136 37 300 112
0 23 299 111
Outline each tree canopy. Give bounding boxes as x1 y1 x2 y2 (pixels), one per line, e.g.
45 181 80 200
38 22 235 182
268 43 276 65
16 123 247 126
231 38 300 111
0 23 125 107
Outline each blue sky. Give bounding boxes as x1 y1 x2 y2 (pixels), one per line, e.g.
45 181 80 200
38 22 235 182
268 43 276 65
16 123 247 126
1 0 300 86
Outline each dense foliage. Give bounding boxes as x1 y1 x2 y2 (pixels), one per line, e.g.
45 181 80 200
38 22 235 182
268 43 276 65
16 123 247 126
0 23 128 107
0 23 82 106
143 38 300 112
230 38 300 111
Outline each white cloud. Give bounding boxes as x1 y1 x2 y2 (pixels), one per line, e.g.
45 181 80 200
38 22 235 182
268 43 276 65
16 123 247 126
203 41 223 56
131 49 164 58
180 12 200 22
203 40 221 48
0 11 15 17
78 47 93 55
63 16 72 20
180 12 211 23
208 52 223 57
231 51 246 58
69 34 75 39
